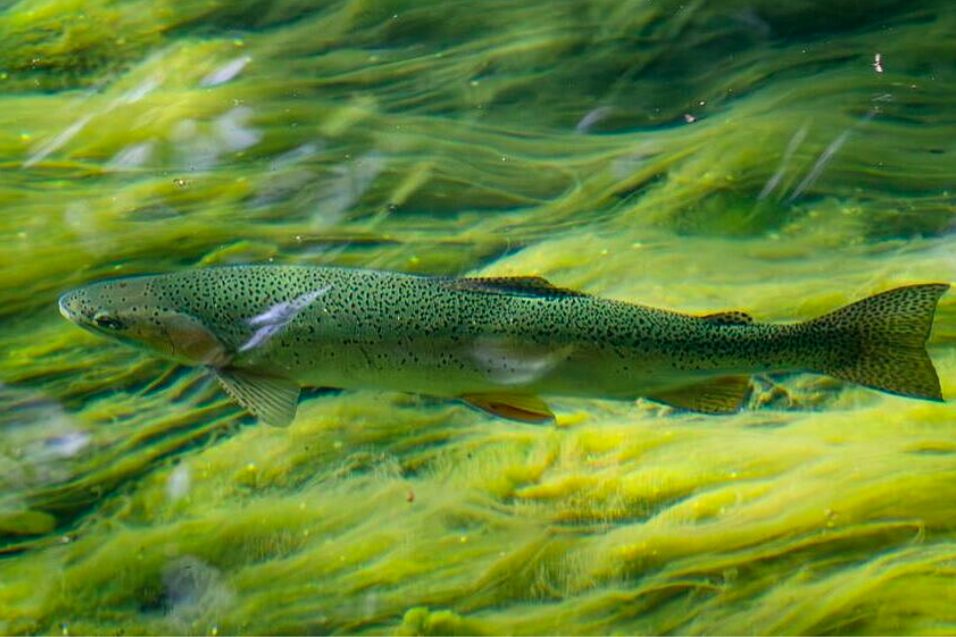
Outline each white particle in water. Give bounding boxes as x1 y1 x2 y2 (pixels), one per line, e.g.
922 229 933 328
201 56 252 87
214 107 262 152
43 431 90 459
575 106 613 133
167 464 191 502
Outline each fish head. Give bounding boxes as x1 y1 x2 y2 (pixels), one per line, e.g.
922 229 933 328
58 275 228 367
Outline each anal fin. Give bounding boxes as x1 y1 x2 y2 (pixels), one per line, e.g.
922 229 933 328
214 368 301 427
461 392 555 423
647 376 751 414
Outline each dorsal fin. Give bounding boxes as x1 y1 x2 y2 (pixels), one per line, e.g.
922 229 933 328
447 276 586 298
702 310 754 326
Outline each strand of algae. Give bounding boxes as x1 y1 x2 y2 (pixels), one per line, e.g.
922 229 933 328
2 395 955 634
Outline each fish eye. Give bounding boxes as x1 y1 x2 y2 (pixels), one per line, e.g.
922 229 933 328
93 312 126 331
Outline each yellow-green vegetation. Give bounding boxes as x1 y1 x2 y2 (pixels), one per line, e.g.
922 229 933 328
1 0 955 634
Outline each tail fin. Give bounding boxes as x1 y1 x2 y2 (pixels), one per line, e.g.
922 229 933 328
806 284 949 401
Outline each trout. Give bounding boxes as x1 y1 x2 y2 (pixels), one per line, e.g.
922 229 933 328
57 265 948 426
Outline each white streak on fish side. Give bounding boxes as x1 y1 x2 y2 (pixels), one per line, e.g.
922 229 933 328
239 285 332 353
471 337 574 386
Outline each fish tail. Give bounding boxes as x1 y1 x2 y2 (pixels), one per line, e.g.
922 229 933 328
804 283 949 400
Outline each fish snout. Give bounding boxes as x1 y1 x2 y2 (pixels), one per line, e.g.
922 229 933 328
58 292 74 320
58 290 84 323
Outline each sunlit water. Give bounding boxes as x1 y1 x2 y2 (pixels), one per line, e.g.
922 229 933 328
1 0 955 634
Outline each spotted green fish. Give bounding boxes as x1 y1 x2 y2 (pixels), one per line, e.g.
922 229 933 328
57 266 948 426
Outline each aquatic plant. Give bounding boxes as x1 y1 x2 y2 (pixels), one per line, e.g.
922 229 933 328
0 0 954 634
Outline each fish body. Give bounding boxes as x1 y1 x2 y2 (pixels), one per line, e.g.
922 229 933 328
58 265 948 425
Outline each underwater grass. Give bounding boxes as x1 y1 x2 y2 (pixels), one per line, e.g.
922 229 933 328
0 0 955 634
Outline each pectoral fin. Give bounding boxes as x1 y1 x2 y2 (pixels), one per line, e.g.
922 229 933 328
647 376 751 414
461 392 555 423
214 368 301 427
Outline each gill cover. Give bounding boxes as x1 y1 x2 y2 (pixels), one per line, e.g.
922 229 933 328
59 277 230 367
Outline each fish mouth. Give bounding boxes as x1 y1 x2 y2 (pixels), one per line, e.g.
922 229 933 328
58 291 79 322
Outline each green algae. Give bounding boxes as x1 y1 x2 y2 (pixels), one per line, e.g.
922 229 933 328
0 0 955 634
